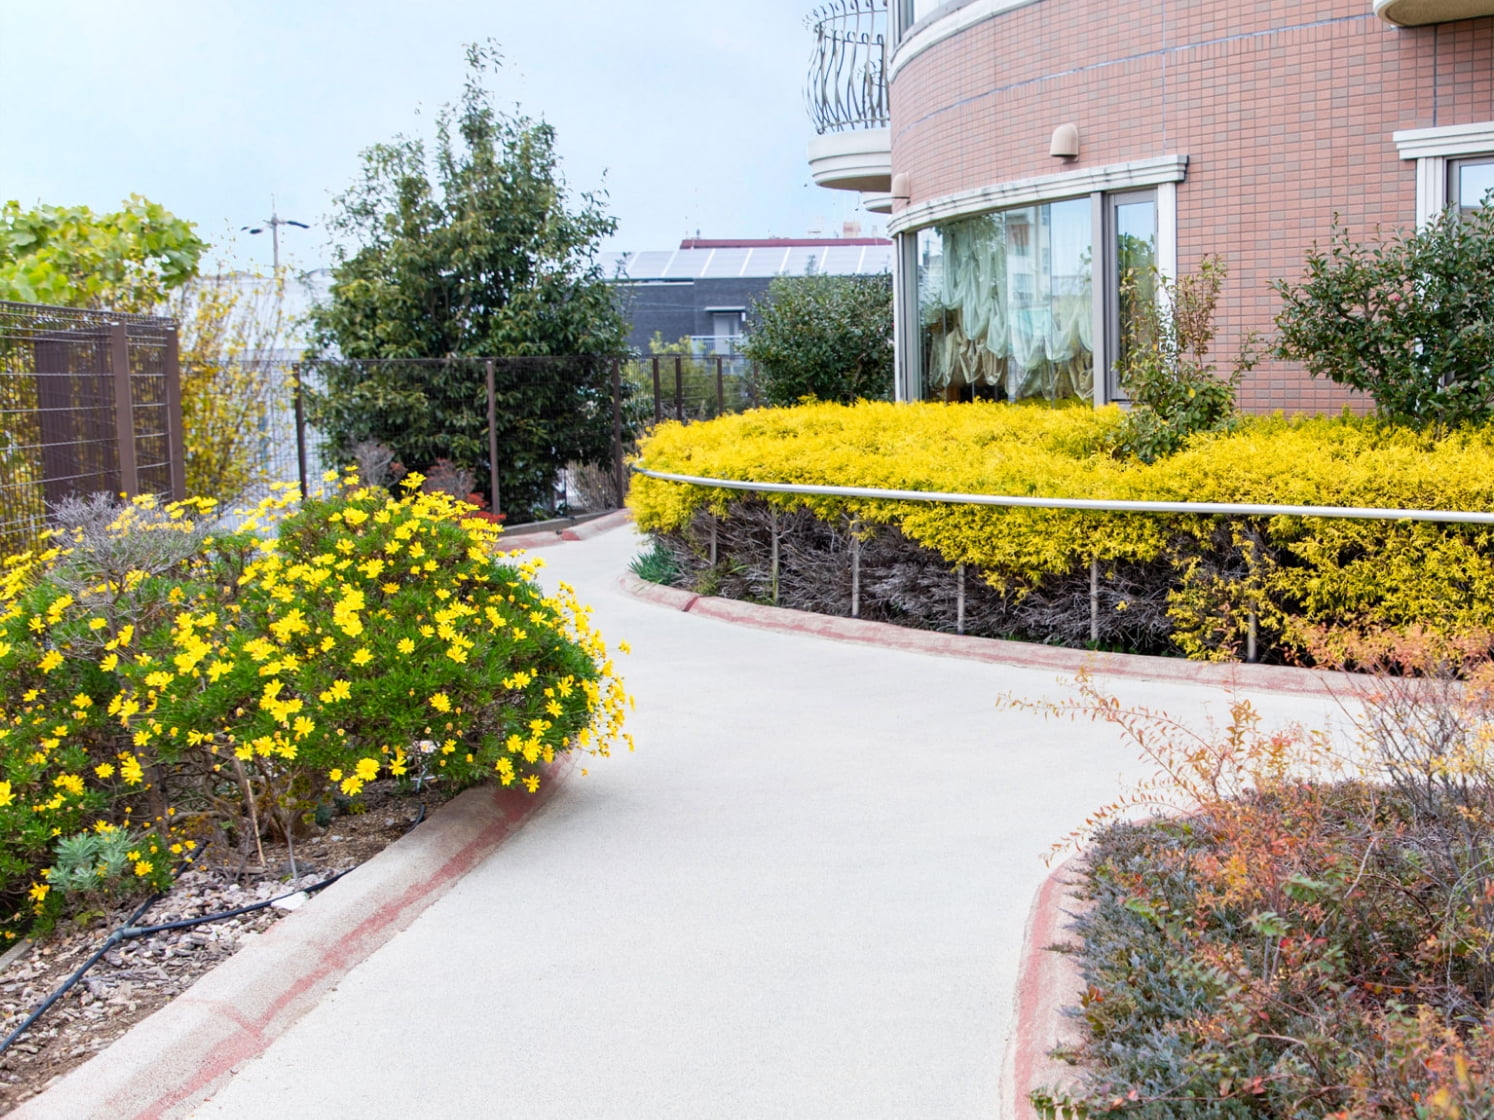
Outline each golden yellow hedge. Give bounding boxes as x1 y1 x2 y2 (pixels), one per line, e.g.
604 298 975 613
631 402 1494 661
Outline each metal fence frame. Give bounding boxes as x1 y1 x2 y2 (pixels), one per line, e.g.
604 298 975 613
0 301 184 550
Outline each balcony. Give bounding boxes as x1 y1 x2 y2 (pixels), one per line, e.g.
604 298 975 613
805 0 892 198
1374 0 1494 23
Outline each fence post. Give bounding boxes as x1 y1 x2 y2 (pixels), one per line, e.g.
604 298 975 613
770 506 780 606
292 362 309 500
715 355 724 417
651 356 662 425
163 324 186 502
610 357 625 509
850 518 861 619
486 359 501 518
1090 556 1100 645
110 322 139 498
956 564 966 635
674 354 684 422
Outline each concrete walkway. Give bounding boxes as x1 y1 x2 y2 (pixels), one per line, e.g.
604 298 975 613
24 520 1350 1119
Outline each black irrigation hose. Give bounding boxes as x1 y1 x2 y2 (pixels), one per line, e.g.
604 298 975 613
0 800 432 1060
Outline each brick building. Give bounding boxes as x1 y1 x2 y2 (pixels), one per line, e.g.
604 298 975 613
806 0 1494 411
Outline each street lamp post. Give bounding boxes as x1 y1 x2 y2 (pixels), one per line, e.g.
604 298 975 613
242 196 310 271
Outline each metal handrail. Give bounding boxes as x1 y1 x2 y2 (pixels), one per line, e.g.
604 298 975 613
631 466 1494 526
805 0 889 135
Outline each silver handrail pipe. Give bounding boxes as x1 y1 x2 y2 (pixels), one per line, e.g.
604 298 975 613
631 465 1494 526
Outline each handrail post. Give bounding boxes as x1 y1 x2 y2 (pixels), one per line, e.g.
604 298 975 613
1090 556 1100 645
956 564 966 635
850 517 861 619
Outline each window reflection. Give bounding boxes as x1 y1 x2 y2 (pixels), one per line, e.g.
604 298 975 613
916 198 1093 402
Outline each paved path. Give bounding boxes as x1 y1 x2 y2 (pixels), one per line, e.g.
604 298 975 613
51 522 1354 1119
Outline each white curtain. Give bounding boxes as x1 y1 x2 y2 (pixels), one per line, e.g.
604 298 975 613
920 200 1093 401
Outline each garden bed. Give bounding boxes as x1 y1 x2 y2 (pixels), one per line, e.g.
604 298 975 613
631 403 1494 667
0 779 456 1113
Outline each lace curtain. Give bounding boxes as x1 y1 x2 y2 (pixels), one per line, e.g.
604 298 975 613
920 199 1093 402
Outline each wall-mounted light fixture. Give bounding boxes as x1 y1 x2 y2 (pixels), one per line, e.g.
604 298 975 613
1049 123 1080 161
890 172 911 200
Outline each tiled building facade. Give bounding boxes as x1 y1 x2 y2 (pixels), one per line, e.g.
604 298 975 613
852 0 1494 411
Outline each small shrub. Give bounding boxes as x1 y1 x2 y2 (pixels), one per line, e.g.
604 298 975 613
1274 206 1494 430
628 542 679 586
740 274 893 405
1034 634 1494 1117
1111 256 1254 463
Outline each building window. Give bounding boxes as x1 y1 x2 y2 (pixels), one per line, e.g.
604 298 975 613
1104 191 1158 402
1451 157 1494 218
913 190 1165 404
1394 123 1494 226
916 198 1093 403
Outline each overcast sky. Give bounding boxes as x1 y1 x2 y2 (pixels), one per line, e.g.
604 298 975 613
1 0 879 275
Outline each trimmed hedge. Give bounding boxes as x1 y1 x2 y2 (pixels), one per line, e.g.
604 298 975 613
630 402 1494 664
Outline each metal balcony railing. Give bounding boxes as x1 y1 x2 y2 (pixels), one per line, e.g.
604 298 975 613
805 0 889 136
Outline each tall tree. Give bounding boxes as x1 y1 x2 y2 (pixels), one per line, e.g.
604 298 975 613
0 196 205 312
306 43 626 516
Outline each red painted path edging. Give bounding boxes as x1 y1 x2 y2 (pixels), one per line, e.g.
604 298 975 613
12 757 574 1120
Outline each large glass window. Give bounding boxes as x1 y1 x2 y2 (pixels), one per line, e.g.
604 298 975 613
1106 192 1158 401
1451 157 1494 218
916 198 1093 402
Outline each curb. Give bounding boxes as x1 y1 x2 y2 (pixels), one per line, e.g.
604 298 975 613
12 756 574 1120
615 572 1360 697
499 508 634 550
1000 858 1088 1120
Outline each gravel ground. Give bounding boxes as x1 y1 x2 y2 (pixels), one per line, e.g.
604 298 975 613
0 781 458 1114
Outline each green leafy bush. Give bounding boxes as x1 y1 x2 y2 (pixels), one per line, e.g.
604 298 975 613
0 476 632 937
740 274 893 405
1113 257 1253 463
1274 206 1494 430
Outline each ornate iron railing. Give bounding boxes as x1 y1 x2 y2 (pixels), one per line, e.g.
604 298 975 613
805 0 889 135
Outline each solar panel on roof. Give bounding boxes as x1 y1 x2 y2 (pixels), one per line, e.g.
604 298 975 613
623 251 676 279
701 248 751 278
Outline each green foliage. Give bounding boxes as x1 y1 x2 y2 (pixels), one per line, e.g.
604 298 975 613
628 541 679 586
1274 207 1494 430
47 826 166 901
306 43 626 516
740 273 893 405
0 478 632 938
1113 257 1251 462
0 196 205 312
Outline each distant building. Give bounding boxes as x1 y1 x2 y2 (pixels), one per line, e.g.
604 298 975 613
602 236 893 355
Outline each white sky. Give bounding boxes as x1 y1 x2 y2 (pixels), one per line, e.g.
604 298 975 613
0 0 880 275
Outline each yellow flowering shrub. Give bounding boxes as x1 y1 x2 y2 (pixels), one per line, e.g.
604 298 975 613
631 402 1494 662
0 475 632 936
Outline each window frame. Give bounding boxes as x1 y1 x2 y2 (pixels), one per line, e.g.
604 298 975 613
894 179 1177 404
1394 122 1494 227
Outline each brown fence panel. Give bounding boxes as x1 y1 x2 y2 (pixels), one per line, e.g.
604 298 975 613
0 301 182 554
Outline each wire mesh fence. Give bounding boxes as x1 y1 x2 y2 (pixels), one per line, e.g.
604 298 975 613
0 307 764 554
629 352 762 423
0 301 183 554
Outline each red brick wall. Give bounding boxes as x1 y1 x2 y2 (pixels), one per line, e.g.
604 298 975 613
890 1 1494 414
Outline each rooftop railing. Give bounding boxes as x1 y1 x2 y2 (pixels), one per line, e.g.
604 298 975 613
805 0 889 135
